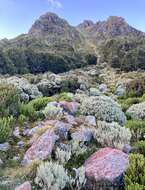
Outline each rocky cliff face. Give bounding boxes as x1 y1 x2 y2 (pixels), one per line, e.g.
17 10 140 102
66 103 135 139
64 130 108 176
28 12 83 46
78 16 144 43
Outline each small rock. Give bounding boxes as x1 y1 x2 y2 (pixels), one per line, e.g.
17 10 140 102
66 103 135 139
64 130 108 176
15 181 31 190
0 158 3 166
71 126 94 142
122 144 132 154
85 116 96 127
60 101 79 115
115 85 126 97
99 84 107 93
0 142 10 151
17 141 25 148
89 88 101 96
13 127 21 138
63 114 77 125
13 156 20 161
80 84 87 91
54 121 72 140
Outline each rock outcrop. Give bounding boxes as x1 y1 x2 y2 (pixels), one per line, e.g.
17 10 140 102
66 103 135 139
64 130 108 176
15 181 31 190
85 148 129 190
22 129 58 165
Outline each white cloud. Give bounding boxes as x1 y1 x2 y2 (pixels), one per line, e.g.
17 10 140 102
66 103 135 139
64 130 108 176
47 0 62 8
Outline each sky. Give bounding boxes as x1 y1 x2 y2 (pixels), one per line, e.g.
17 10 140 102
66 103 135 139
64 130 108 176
0 0 145 39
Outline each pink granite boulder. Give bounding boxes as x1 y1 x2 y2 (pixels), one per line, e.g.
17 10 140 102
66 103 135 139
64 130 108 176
60 101 79 114
22 129 58 165
71 126 95 142
15 181 31 190
85 148 129 189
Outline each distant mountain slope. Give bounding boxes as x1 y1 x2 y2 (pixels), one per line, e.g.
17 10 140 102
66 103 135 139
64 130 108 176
77 16 144 44
0 13 145 75
0 13 96 75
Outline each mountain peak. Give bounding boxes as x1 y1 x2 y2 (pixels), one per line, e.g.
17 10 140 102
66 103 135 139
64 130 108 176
28 12 69 35
77 20 94 29
78 15 144 39
106 16 125 23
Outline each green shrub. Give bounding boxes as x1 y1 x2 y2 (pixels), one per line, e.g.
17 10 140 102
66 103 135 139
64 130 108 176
125 183 145 190
19 96 55 121
58 92 73 102
125 120 145 141
141 94 145 102
0 83 20 117
18 114 27 125
0 117 14 143
134 141 145 156
29 97 55 111
118 97 141 112
20 103 37 121
125 154 145 189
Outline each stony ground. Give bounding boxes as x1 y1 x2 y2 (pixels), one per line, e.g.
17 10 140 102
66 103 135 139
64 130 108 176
0 65 145 190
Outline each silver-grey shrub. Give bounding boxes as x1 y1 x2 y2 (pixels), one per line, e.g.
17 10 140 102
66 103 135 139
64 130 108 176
80 95 126 125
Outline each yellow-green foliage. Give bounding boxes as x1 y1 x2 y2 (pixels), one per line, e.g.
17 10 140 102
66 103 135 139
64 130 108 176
134 141 145 156
125 120 145 141
0 83 20 117
125 154 145 189
20 103 37 121
125 183 145 190
0 117 14 143
58 92 73 102
20 97 55 121
29 97 55 111
118 97 141 112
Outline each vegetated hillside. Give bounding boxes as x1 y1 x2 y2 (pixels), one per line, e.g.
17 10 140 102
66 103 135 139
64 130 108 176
0 13 145 75
99 36 145 72
78 16 145 72
0 13 97 75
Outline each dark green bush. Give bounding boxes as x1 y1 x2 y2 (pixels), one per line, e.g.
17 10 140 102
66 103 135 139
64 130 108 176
61 79 79 93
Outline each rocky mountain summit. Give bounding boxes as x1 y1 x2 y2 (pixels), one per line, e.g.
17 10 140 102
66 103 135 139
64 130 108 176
78 16 144 40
